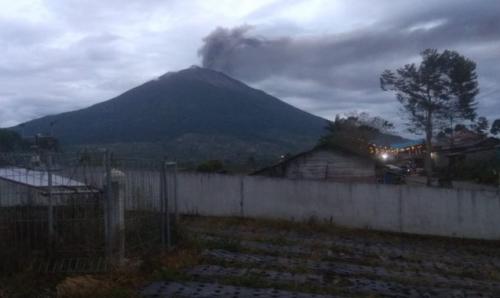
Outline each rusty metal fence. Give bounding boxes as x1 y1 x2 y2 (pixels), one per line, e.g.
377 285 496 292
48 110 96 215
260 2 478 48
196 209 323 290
0 151 176 274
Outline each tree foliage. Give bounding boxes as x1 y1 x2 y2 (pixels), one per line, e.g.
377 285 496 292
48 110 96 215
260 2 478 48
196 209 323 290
344 112 395 134
318 113 398 157
439 51 479 130
491 119 500 135
380 49 479 183
196 160 225 173
381 49 478 135
0 129 28 152
471 116 489 136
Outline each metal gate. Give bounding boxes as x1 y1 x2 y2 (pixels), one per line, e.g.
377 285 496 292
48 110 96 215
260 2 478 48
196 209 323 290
0 150 176 273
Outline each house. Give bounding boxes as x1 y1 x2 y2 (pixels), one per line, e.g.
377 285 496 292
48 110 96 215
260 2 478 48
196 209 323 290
252 147 378 183
435 129 485 149
368 139 425 164
433 137 500 169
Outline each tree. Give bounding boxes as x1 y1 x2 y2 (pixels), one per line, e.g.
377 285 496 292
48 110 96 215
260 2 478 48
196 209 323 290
0 129 28 152
439 50 479 143
319 116 368 157
245 155 257 171
380 49 479 185
196 160 225 173
455 124 467 132
491 119 500 135
318 113 395 158
471 116 489 136
346 111 395 134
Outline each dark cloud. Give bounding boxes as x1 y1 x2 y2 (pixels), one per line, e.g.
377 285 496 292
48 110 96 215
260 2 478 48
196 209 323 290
200 8 500 84
199 0 500 126
1 0 500 132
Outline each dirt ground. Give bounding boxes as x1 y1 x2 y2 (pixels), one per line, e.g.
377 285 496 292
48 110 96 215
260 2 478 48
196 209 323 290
3 215 500 297
142 216 500 297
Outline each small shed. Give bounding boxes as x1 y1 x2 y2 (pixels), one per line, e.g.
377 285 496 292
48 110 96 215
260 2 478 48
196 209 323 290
0 167 99 207
0 167 102 253
252 147 377 183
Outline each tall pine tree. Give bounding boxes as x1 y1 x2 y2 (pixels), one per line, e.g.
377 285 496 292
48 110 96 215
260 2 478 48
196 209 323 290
381 49 479 185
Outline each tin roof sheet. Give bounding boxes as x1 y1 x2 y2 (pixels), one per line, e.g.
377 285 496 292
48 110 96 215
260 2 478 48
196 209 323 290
0 167 86 188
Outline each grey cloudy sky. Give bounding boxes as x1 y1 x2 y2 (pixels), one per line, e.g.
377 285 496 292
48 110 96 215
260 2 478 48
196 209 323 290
1 0 499 135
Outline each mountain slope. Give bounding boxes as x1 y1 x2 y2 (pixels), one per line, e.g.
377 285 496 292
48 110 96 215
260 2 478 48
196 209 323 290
14 66 328 161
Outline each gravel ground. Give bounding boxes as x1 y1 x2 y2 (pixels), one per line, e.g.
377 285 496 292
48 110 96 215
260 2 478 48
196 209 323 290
142 216 500 297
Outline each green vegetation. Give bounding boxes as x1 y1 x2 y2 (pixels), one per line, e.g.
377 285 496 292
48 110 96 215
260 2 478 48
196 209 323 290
0 129 28 152
451 160 500 185
3 215 500 296
491 119 500 135
381 49 480 184
318 112 404 157
15 67 326 163
196 160 225 173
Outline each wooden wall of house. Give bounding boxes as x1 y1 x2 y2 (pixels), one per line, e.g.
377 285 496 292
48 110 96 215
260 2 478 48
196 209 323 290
463 149 498 165
283 150 375 182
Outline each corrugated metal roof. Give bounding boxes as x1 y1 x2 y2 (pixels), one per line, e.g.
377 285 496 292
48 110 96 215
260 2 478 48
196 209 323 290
251 146 375 176
0 167 86 188
389 140 424 149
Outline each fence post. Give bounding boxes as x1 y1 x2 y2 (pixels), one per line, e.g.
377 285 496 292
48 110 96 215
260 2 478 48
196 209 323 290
112 169 126 265
173 162 178 223
239 176 244 217
160 160 172 250
104 151 126 266
47 154 54 244
165 162 178 223
104 150 112 259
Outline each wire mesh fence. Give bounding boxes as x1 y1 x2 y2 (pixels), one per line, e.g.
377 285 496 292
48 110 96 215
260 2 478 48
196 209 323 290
0 150 176 274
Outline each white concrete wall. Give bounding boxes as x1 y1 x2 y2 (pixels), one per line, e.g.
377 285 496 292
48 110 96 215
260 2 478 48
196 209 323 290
177 173 243 216
175 173 500 240
41 169 498 240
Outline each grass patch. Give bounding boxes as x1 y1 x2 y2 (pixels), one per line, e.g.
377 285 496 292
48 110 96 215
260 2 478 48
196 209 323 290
254 234 296 246
56 275 140 298
193 269 367 297
180 215 500 256
183 216 500 287
203 238 242 252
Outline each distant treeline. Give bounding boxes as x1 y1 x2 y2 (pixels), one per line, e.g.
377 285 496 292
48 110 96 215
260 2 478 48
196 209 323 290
0 129 29 152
